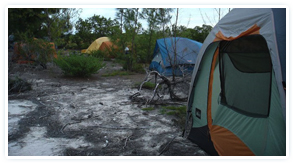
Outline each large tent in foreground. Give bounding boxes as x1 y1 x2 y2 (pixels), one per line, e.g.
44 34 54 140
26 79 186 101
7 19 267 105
149 37 202 76
184 8 286 156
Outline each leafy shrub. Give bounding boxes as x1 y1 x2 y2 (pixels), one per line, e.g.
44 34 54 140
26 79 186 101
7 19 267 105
14 33 56 69
54 53 105 77
89 50 112 61
89 50 105 58
132 63 145 73
8 77 32 93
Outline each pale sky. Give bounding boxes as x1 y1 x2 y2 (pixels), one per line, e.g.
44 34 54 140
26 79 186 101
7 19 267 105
77 7 232 29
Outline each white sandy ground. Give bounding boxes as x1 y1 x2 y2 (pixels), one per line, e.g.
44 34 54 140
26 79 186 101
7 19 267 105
7 79 187 156
7 61 207 156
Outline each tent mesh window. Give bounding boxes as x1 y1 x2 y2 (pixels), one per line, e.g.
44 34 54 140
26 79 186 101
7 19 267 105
219 35 272 117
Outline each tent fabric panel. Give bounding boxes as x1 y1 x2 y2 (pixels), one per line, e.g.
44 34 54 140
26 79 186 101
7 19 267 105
272 8 286 82
150 53 164 65
187 126 219 156
210 125 255 156
211 63 221 119
258 9 286 120
212 8 271 39
149 52 195 76
162 67 193 77
99 41 114 51
271 8 286 120
207 48 219 129
212 104 268 155
149 62 164 74
214 24 260 42
155 38 176 67
154 37 202 67
212 71 285 155
149 52 165 74
189 42 219 128
85 37 110 53
263 71 286 155
99 41 117 58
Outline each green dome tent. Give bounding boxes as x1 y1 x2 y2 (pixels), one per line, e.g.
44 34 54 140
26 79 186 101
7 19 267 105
184 8 286 156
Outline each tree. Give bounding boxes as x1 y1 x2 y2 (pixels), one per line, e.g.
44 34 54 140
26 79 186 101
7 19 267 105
140 8 161 63
90 15 117 37
115 8 125 35
121 8 142 71
8 8 47 40
8 8 81 48
113 8 127 53
74 18 95 49
42 8 81 48
193 24 212 42
157 8 183 81
170 8 180 81
74 14 119 49
199 8 231 26
157 8 174 38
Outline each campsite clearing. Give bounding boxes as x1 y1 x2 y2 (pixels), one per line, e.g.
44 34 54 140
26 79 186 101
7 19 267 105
7 53 208 156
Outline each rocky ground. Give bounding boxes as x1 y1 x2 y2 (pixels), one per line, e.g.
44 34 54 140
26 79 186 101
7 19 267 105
7 54 208 157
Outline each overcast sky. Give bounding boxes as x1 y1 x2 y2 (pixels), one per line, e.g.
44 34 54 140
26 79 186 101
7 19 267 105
77 7 232 29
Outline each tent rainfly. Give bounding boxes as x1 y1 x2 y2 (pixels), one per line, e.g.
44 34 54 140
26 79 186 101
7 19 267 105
84 37 114 54
184 8 286 156
149 37 202 76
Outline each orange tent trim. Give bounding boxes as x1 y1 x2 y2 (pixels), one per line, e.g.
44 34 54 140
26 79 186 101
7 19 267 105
213 24 261 42
210 125 255 156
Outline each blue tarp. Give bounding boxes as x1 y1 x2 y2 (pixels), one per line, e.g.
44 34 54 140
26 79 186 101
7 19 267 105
149 37 202 76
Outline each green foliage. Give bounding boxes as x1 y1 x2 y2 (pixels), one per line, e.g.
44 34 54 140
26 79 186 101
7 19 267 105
131 63 145 73
15 34 56 68
160 105 186 117
134 81 158 90
121 55 134 71
8 77 32 93
160 105 187 129
162 106 186 115
176 25 212 43
89 50 105 58
88 50 112 61
9 7 214 74
65 39 78 50
141 82 156 89
74 15 120 48
54 52 105 77
8 8 47 39
8 8 80 44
